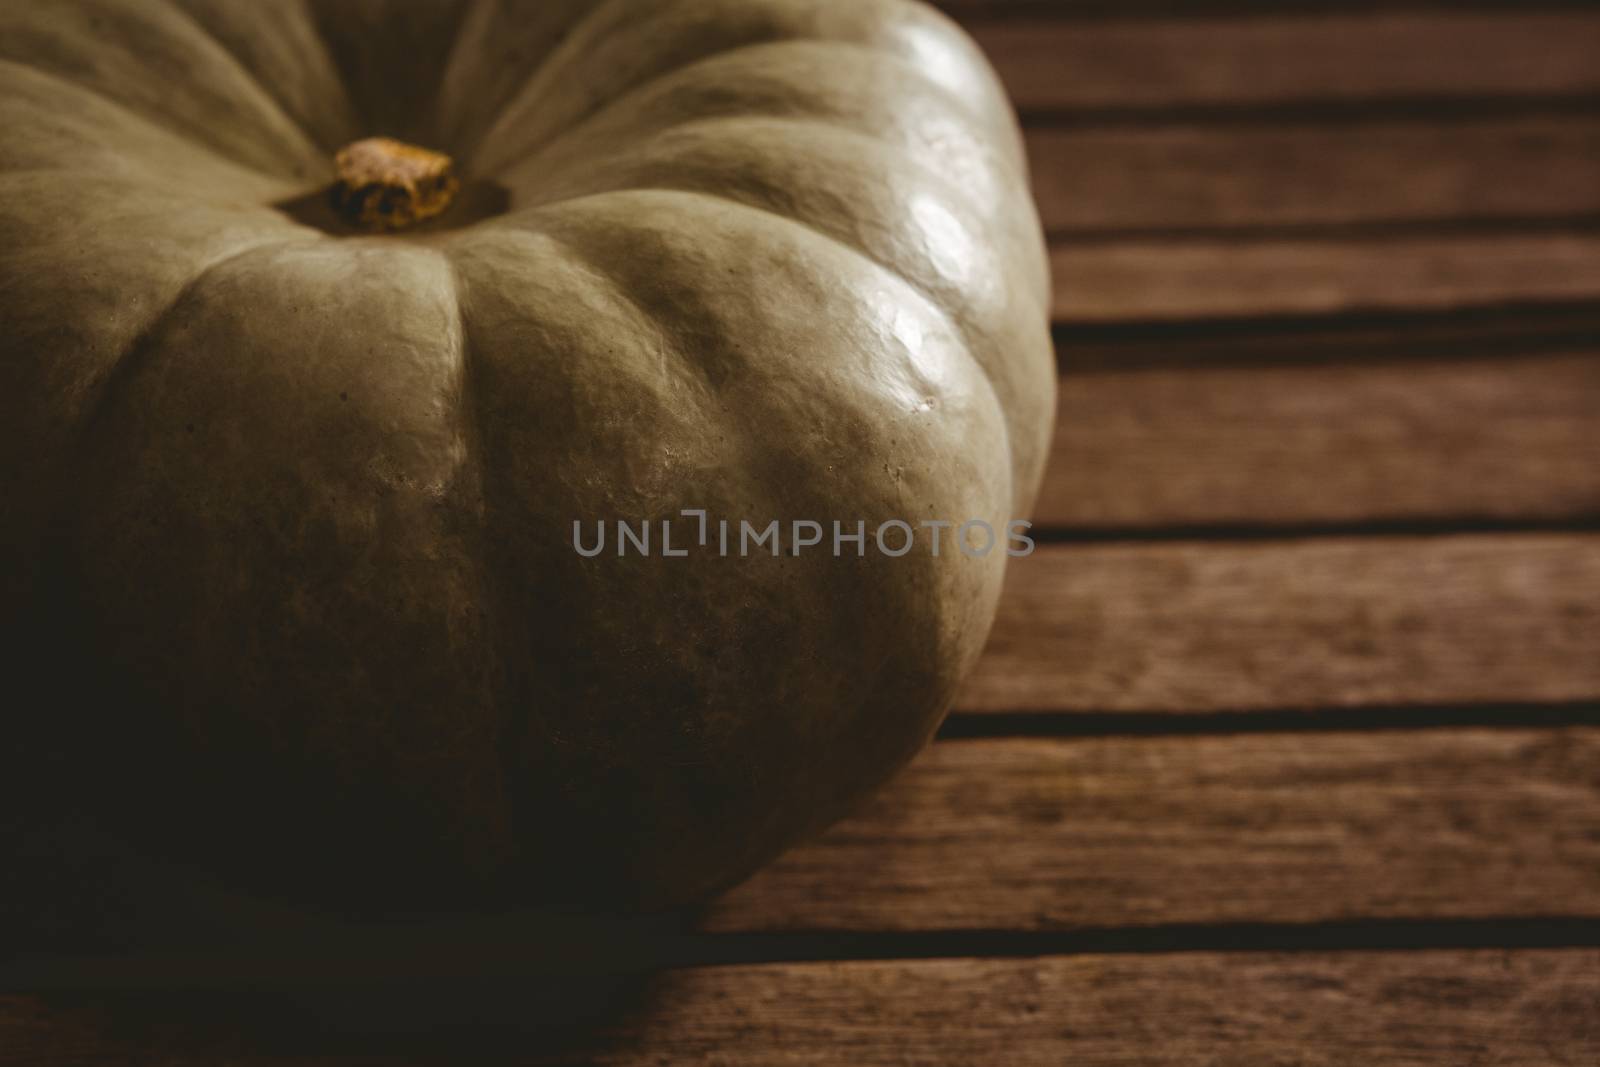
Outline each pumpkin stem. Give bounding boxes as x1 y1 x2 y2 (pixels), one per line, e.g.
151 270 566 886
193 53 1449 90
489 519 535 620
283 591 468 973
331 137 460 231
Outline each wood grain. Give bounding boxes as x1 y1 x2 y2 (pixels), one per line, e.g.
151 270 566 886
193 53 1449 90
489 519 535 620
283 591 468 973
572 950 1600 1066
1051 231 1600 322
1037 350 1600 528
706 728 1600 931
1026 117 1600 235
971 12 1600 113
958 534 1600 713
5 950 1596 1065
8 5 1599 1062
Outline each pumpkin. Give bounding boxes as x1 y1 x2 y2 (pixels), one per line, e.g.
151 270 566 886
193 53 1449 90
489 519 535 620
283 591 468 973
0 0 1053 910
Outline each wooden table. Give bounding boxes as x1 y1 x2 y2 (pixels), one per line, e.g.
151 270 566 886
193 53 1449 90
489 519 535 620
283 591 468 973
6 1 1599 1062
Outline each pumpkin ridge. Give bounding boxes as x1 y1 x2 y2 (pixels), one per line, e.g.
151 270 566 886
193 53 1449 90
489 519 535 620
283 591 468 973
473 32 865 178
506 109 1045 309
441 220 758 898
443 196 1006 905
0 65 297 195
432 0 603 160
66 237 319 496
508 185 1020 508
465 0 936 175
488 36 1021 189
0 59 313 185
434 249 526 868
459 0 670 168
0 5 324 180
652 185 1019 506
159 0 345 156
415 0 485 140
513 219 724 399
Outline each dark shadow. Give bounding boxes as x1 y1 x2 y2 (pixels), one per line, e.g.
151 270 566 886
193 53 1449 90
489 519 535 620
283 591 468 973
273 180 512 237
2 833 695 1050
1 709 694 1047
3 879 689 1055
29 975 668 1058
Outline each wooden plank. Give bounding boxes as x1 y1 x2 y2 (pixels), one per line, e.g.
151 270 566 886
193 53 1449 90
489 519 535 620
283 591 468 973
972 12 1600 113
1037 350 1600 528
551 951 1600 1065
1050 231 1600 322
9 732 1596 971
958 534 1600 713
1025 117 1600 234
6 950 1594 1063
706 729 1600 931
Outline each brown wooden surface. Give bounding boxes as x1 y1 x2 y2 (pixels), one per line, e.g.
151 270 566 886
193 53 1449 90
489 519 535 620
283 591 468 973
708 728 1600 930
4 951 1595 1065
960 534 1600 713
1042 348 1600 526
1026 118 1600 235
969 12 1600 112
9 3 1600 1063
998 6 1600 323
484 951 1600 1067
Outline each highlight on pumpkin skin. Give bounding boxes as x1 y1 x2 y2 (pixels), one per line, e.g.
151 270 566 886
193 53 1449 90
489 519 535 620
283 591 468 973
331 137 461 231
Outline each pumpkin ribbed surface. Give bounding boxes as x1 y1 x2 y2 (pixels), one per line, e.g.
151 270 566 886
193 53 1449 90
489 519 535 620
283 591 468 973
0 0 1052 908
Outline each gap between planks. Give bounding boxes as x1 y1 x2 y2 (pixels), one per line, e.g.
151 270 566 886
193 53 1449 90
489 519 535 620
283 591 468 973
938 700 1600 739
1050 306 1600 362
